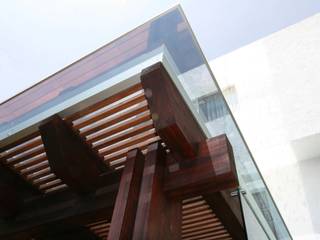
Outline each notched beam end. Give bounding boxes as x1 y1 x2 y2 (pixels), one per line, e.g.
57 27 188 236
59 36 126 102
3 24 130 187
158 122 197 159
164 134 239 198
39 115 108 194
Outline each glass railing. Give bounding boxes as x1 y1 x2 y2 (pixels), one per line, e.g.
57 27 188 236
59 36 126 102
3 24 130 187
0 5 292 239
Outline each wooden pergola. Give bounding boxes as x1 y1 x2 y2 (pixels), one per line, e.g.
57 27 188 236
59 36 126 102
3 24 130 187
0 63 246 239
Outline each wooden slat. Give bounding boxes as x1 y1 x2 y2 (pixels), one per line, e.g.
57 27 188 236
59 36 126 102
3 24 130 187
0 132 40 153
66 83 142 122
104 136 160 164
5 146 45 165
79 103 149 136
87 111 151 144
20 161 49 176
73 92 145 129
99 130 156 156
26 167 51 181
39 179 63 191
32 174 57 186
92 121 154 150
14 154 47 171
0 137 42 161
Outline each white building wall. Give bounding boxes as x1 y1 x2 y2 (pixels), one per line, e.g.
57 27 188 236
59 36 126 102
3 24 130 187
210 13 320 240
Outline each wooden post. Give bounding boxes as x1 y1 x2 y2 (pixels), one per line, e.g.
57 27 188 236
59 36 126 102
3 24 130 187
133 142 181 240
107 149 145 240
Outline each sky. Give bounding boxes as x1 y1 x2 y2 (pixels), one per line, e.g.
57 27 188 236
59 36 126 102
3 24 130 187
0 0 320 103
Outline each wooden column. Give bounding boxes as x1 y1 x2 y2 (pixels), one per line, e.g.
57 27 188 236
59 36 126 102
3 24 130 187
107 149 145 240
39 115 108 194
133 142 181 240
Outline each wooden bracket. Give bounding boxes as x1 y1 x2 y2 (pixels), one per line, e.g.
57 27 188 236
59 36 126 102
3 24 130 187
164 135 238 198
141 62 239 196
39 115 108 194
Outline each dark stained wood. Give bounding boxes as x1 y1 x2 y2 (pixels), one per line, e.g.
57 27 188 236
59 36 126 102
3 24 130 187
0 174 120 239
39 115 108 194
204 191 246 240
66 83 142 122
73 92 145 129
108 149 144 240
35 226 101 240
0 161 41 219
164 135 239 198
132 142 181 240
79 104 149 136
140 62 206 159
87 111 151 144
0 131 40 153
141 62 245 238
0 183 19 219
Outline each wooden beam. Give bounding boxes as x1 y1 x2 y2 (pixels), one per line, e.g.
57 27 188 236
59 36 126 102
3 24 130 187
164 135 238 198
141 62 206 159
204 191 246 240
132 142 181 240
0 162 40 219
141 62 245 238
108 149 145 240
0 171 121 239
0 183 19 219
39 115 108 194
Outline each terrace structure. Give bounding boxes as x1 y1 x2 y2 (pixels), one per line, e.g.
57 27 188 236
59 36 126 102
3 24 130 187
0 6 291 240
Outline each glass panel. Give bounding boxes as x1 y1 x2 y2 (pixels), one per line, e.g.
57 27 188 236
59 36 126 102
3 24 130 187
0 6 292 239
154 8 292 240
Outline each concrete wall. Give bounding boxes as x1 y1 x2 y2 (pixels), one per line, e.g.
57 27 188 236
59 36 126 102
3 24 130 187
210 13 320 239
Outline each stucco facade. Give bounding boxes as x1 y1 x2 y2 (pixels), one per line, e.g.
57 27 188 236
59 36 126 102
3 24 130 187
211 13 320 240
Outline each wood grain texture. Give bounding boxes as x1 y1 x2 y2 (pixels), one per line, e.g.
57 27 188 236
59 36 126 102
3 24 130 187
164 135 239 198
39 115 108 194
133 142 181 240
108 149 144 240
140 62 206 159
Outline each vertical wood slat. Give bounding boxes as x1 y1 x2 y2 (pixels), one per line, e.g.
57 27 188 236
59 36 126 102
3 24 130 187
107 149 145 240
133 142 181 240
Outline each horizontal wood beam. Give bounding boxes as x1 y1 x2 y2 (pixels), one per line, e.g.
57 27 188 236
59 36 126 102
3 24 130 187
164 135 238 198
39 115 108 194
0 171 121 239
141 62 206 159
0 162 41 219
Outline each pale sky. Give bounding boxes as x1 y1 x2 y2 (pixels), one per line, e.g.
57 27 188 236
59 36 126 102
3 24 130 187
0 0 319 103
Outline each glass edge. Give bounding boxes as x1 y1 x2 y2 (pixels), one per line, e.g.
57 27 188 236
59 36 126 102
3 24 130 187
176 5 293 239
